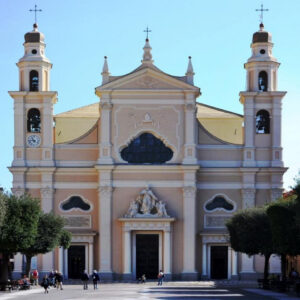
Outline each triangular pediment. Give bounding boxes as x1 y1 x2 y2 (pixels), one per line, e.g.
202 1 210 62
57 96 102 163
96 67 199 92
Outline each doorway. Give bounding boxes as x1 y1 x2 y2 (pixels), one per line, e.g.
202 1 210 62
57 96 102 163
68 245 85 279
136 234 159 279
210 246 228 279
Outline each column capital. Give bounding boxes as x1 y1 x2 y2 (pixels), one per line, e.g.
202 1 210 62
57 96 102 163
241 188 256 208
182 186 196 198
11 188 26 197
98 185 113 195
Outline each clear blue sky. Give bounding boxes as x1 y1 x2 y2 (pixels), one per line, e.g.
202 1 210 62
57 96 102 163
0 0 299 191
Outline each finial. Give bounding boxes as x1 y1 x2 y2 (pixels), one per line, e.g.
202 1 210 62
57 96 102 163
101 56 110 84
33 23 38 31
259 22 264 31
186 56 195 85
255 4 269 26
141 38 153 65
29 4 42 25
143 26 152 40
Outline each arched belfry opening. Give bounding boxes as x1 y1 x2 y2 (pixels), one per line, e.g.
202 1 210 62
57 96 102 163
29 70 39 91
27 108 41 133
120 132 173 164
258 71 268 92
256 110 270 134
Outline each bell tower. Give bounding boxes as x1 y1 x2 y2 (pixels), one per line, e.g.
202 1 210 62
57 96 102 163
240 23 286 168
9 23 57 169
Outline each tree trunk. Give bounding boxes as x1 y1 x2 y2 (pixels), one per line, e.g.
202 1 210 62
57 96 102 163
281 253 287 281
263 253 271 281
0 253 9 283
25 254 33 278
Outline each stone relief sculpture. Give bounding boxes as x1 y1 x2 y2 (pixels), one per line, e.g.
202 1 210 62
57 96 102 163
124 187 170 218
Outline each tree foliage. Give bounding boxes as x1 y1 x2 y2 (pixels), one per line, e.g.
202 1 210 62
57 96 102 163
21 213 71 276
0 193 40 281
226 207 273 280
59 229 72 249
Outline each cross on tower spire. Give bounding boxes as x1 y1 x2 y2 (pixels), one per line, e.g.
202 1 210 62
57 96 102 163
29 4 42 25
255 4 269 25
143 26 152 40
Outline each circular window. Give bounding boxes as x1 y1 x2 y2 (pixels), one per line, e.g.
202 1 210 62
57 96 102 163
31 49 37 54
260 49 266 54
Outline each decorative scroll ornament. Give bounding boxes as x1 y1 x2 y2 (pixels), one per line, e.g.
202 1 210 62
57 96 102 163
124 187 169 218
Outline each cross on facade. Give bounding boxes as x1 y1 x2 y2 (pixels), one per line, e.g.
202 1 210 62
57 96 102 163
255 4 269 24
29 4 42 24
144 26 152 39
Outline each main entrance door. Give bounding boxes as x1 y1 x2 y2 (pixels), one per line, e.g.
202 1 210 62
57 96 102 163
210 246 228 279
68 245 85 279
136 234 159 279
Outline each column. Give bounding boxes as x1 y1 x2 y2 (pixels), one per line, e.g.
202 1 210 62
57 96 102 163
12 94 26 167
182 185 197 280
232 250 238 277
41 98 54 166
63 249 68 279
243 97 255 167
98 185 113 280
269 254 281 273
123 229 131 278
271 97 283 167
201 243 207 278
183 93 197 164
163 229 171 276
89 243 94 274
240 253 254 273
98 100 113 164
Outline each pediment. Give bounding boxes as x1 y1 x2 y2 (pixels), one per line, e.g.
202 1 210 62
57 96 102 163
96 67 199 92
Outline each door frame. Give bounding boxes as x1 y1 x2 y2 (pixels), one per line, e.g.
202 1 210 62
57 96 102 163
65 243 88 279
132 231 162 279
207 243 231 279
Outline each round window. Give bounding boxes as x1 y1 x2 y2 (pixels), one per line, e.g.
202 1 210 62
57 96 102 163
31 49 37 54
260 49 266 54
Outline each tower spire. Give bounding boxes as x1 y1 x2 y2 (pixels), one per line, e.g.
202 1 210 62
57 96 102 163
29 4 42 27
185 56 195 85
101 56 110 84
141 38 153 65
255 4 269 27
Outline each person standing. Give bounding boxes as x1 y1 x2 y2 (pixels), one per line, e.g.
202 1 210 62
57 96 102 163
41 275 50 294
92 270 100 290
157 270 164 286
81 270 89 290
56 272 63 290
32 269 39 285
48 270 55 287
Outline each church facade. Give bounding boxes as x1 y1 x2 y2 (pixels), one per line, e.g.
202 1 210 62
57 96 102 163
9 22 286 280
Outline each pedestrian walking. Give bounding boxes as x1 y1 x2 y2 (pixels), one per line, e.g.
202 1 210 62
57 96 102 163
55 272 63 290
157 270 164 286
92 270 100 289
81 270 89 290
48 270 55 287
32 269 39 285
41 275 50 294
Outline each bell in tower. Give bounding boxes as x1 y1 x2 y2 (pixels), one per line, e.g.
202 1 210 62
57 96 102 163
17 23 52 92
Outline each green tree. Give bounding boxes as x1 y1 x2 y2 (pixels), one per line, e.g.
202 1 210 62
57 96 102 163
267 195 300 281
0 192 7 227
0 193 40 281
21 213 71 276
226 207 273 281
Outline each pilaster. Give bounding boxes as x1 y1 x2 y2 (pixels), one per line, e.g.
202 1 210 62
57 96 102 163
98 97 114 164
182 93 197 164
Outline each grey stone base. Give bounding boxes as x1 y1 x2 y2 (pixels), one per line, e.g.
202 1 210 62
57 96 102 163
230 275 239 280
121 273 133 281
164 273 172 281
239 272 260 280
181 272 198 281
100 272 114 282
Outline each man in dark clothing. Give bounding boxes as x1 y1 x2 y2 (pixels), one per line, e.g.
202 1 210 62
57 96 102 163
55 272 63 290
92 270 100 289
81 270 89 290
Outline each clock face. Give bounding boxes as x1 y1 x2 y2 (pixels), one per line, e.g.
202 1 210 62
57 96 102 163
27 134 41 147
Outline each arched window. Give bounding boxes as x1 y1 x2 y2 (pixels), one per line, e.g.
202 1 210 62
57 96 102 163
256 110 270 134
121 132 173 164
27 108 41 133
205 196 234 212
60 196 91 211
258 71 268 92
30 70 39 91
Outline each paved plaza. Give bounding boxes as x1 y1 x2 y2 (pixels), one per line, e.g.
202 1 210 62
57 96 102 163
0 282 299 300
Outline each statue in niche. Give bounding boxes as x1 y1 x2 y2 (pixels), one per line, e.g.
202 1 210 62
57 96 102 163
124 187 170 218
